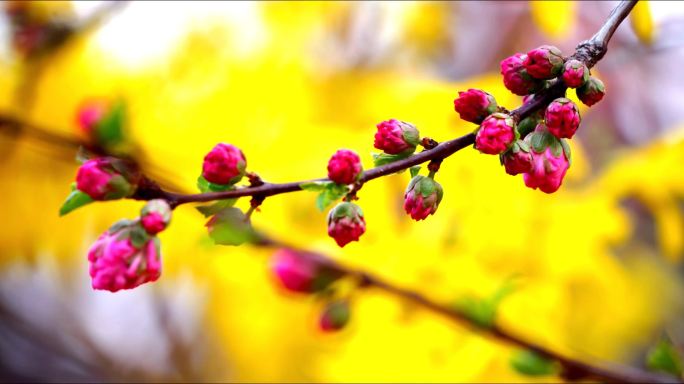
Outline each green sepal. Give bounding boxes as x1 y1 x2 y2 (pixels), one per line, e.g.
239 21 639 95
94 100 126 148
108 219 135 233
560 139 572 166
528 130 560 154
646 338 683 377
510 350 557 376
401 124 420 148
197 175 235 193
129 224 151 248
59 185 94 216
516 116 539 137
409 166 421 178
206 207 258 246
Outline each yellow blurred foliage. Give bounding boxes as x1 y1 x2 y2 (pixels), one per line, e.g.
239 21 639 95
0 2 681 382
630 0 655 45
529 1 576 39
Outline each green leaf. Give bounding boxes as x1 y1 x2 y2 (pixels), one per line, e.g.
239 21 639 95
206 207 257 246
95 100 126 147
372 152 412 167
647 339 683 377
315 183 349 212
59 189 94 216
560 139 572 166
197 175 234 193
454 277 518 329
300 181 331 192
409 166 421 178
196 198 237 217
511 350 557 376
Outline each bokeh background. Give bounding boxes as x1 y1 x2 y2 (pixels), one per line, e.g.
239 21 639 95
1 1 684 382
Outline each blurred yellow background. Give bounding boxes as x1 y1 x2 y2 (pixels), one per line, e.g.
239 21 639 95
1 1 683 382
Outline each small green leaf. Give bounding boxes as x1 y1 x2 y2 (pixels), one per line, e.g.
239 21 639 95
59 189 94 216
206 207 257 246
300 181 331 192
409 166 421 178
455 296 497 328
647 338 683 377
560 139 572 166
315 183 349 212
372 152 412 167
95 100 126 147
197 176 234 193
196 198 238 217
511 350 557 376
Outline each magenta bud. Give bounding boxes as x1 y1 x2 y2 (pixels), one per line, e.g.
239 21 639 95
76 158 138 201
76 100 108 136
523 147 570 194
453 89 498 124
202 143 247 185
403 175 443 221
140 199 172 235
523 45 564 79
319 300 350 332
500 53 546 96
327 202 366 247
475 113 517 155
502 142 533 176
270 248 340 294
88 221 162 292
576 76 605 106
374 119 420 155
327 149 362 185
561 59 589 88
545 98 581 139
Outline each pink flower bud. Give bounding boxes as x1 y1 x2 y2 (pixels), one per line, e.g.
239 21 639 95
202 143 246 185
327 202 365 247
523 147 570 194
319 300 350 332
88 222 162 292
327 149 362 185
76 100 107 135
475 113 517 155
270 248 340 293
523 45 564 79
140 199 172 235
545 98 581 139
76 158 137 200
453 89 498 124
500 53 545 96
403 175 443 221
576 76 605 106
561 59 589 88
503 143 533 176
374 119 420 155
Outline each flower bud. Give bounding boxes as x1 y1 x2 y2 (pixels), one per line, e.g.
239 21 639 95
202 143 246 185
502 143 533 176
327 202 366 247
374 119 420 155
561 59 589 88
453 89 498 124
76 158 138 200
523 45 564 79
140 199 172 235
545 98 581 139
475 113 517 155
523 147 570 194
403 175 443 221
270 248 340 293
500 53 546 96
77 100 107 135
327 149 362 185
319 300 350 332
576 76 605 106
88 221 162 292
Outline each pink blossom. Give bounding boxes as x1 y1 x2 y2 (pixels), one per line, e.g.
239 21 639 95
77 101 107 135
140 199 172 235
327 202 366 247
271 249 320 293
327 149 362 185
453 89 498 124
523 45 564 79
523 148 570 194
503 149 533 176
141 212 166 235
545 98 581 139
577 77 605 106
475 113 516 155
202 143 246 185
374 119 419 155
403 176 443 221
76 159 114 200
500 53 544 96
88 230 161 292
561 59 589 88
